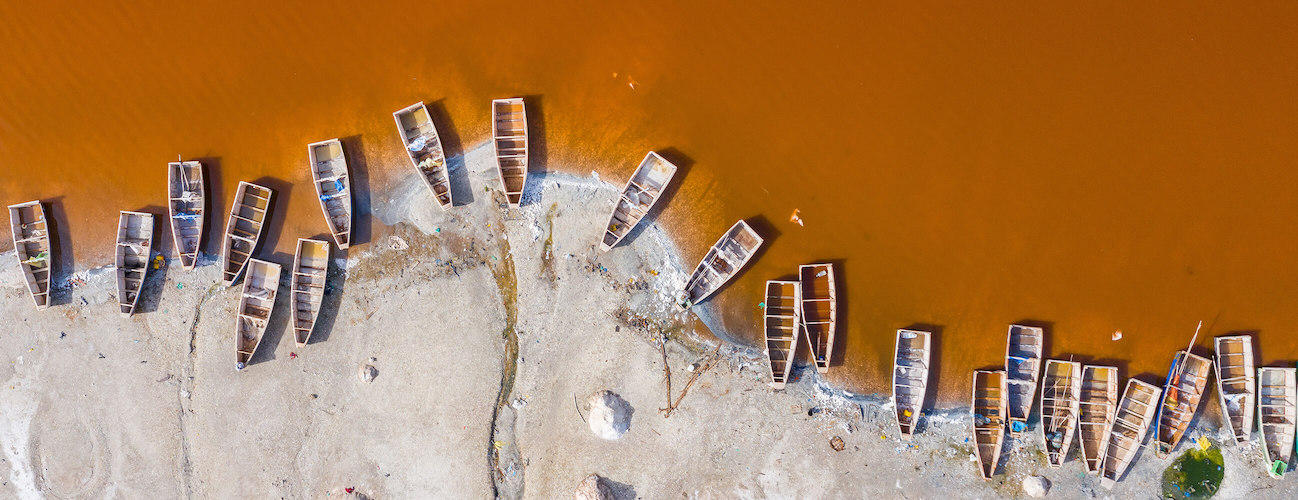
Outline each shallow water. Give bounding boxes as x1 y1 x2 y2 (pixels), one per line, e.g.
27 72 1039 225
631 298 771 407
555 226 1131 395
3 2 1298 403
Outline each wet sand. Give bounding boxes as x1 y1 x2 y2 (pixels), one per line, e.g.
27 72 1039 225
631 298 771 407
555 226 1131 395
1 143 1293 498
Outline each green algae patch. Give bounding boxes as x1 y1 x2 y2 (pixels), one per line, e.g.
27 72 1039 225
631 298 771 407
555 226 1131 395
1162 443 1224 499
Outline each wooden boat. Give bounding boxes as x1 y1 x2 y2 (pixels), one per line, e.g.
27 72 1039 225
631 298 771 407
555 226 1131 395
1257 367 1295 478
1153 350 1213 457
220 182 273 285
799 263 837 372
680 220 763 309
235 259 281 370
167 159 205 269
598 151 677 252
1079 365 1119 475
491 97 528 205
762 280 800 389
1100 378 1161 489
892 329 931 439
291 238 329 347
7 201 51 308
1040 359 1082 467
1005 324 1044 437
393 103 452 209
308 139 353 248
115 211 154 316
1214 334 1255 444
972 370 1008 480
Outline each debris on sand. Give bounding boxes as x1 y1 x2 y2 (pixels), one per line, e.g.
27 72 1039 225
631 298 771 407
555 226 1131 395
830 436 845 452
574 474 614 500
588 390 633 440
358 364 378 383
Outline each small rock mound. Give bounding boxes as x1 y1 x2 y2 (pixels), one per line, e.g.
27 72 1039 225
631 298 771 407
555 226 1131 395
574 474 613 500
358 364 378 383
587 391 633 440
1023 475 1050 497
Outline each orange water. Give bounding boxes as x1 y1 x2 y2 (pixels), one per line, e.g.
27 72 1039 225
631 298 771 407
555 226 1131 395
4 2 1298 403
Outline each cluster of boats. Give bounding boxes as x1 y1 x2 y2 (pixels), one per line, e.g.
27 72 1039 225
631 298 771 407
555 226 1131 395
6 97 758 374
958 325 1296 487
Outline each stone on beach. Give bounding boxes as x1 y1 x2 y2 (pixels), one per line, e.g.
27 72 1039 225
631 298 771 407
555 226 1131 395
587 390 632 440
1023 475 1050 497
358 363 378 383
573 474 614 500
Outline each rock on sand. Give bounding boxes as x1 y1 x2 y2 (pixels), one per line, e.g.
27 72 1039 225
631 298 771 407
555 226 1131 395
1023 475 1051 497
574 474 613 500
587 391 632 440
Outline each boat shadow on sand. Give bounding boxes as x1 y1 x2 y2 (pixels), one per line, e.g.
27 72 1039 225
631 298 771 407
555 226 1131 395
42 197 74 306
133 203 171 315
616 147 694 250
303 232 348 346
423 100 475 207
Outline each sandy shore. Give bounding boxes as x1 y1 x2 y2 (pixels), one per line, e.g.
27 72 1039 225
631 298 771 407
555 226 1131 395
2 143 1295 499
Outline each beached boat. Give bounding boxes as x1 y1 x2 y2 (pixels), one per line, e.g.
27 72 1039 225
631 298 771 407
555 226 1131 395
1100 378 1161 489
115 211 154 316
492 97 528 205
763 280 800 389
799 263 837 372
308 139 353 248
393 102 452 209
167 160 205 269
1214 335 1255 444
1153 350 1213 458
680 220 764 309
1040 359 1082 467
8 201 51 308
1079 365 1119 475
291 238 329 347
599 151 677 252
235 259 281 370
1005 324 1044 437
892 329 931 439
972 370 1008 480
1257 367 1295 478
221 181 274 285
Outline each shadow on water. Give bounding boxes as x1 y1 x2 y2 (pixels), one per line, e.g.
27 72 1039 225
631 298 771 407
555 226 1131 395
135 204 170 314
194 157 223 259
250 176 293 264
339 135 373 249
307 249 347 345
744 214 781 264
617 148 694 249
42 197 72 306
520 94 547 206
250 278 292 366
426 99 475 207
825 258 849 368
903 322 944 433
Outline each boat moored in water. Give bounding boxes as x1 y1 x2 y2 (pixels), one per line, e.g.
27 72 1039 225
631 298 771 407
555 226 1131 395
7 200 51 309
762 280 800 389
115 211 154 316
308 139 353 248
599 151 677 252
680 220 763 309
893 329 931 439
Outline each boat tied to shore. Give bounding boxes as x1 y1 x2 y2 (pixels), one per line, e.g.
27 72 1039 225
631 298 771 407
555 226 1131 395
8 200 51 309
235 258 281 370
892 328 930 439
167 159 205 269
115 211 154 316
492 97 528 205
799 263 837 372
1257 366 1295 478
1005 324 1043 437
1153 349 1213 458
1078 365 1119 475
762 280 800 389
393 102 452 209
1040 359 1082 467
291 238 329 347
1100 378 1161 489
680 220 763 309
308 139 353 248
221 181 273 286
1214 334 1255 445
599 151 677 252
972 369 1008 480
